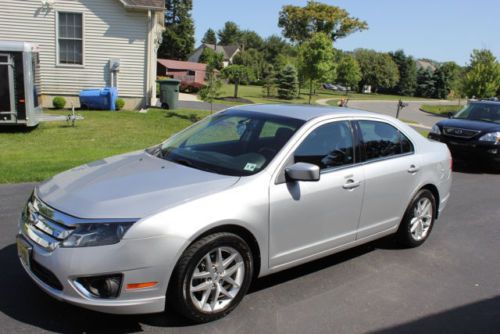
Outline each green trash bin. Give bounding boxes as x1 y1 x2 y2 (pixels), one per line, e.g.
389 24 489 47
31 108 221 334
157 79 180 110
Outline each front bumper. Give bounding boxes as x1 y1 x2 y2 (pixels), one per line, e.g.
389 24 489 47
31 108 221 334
17 231 175 314
428 134 500 163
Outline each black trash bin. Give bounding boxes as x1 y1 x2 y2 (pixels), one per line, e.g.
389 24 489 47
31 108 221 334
157 79 180 110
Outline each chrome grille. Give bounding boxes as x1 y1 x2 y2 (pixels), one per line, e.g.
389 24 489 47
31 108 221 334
21 195 75 251
443 127 481 139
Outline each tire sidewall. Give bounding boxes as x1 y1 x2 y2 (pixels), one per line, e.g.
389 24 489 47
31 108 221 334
401 189 436 247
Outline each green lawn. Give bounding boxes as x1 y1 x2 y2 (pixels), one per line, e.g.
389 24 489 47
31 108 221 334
0 108 209 183
420 104 464 115
215 84 440 106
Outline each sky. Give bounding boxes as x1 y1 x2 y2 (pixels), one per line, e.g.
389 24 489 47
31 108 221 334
192 0 499 65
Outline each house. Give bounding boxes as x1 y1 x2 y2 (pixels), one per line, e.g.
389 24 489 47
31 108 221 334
157 59 207 84
416 60 438 72
0 0 165 110
188 43 240 68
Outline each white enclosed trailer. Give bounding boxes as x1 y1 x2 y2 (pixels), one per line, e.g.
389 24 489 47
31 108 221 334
0 41 42 127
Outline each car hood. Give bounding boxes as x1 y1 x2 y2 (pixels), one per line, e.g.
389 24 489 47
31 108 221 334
37 151 240 219
437 118 500 132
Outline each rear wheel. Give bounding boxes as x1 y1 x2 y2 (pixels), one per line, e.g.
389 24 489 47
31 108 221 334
396 189 436 247
168 233 253 323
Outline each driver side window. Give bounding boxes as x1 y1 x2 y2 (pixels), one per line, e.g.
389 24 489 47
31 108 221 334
294 121 354 170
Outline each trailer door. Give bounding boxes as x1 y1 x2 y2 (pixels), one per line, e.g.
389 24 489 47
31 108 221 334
0 54 15 123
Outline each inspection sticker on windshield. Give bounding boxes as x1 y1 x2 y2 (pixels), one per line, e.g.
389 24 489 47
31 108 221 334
244 163 257 172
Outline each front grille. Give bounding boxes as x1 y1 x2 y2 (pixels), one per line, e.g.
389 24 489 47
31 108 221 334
31 258 63 290
443 127 481 139
21 194 75 251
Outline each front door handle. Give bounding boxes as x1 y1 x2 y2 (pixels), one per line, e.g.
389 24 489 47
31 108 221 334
343 179 361 190
408 165 420 174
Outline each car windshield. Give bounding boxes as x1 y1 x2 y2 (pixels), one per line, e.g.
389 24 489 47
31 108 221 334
453 103 500 124
153 110 305 176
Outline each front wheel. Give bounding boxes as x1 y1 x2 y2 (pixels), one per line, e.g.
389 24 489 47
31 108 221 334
168 233 254 323
396 189 436 248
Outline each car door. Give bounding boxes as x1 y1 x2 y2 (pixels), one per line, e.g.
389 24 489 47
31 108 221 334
269 120 365 268
355 120 420 239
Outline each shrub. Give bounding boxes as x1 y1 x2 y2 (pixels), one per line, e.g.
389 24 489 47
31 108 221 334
115 98 125 111
52 96 66 109
180 81 206 93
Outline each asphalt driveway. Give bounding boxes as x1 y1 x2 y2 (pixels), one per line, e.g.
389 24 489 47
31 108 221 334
1 168 499 333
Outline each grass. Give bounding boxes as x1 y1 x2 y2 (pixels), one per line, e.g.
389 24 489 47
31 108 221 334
215 84 441 106
420 104 464 115
0 108 210 184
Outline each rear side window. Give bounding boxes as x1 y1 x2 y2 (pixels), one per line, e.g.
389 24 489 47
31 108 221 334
294 121 354 170
358 120 414 161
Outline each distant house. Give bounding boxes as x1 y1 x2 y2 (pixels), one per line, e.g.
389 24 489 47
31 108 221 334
416 60 438 72
0 0 165 109
157 59 208 84
188 44 240 67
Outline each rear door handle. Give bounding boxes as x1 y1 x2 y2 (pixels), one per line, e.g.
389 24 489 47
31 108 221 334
343 179 361 190
408 165 420 174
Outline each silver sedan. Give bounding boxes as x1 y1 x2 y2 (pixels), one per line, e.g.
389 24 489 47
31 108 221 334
17 105 452 322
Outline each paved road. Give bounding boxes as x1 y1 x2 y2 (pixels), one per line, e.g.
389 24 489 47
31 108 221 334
1 168 500 334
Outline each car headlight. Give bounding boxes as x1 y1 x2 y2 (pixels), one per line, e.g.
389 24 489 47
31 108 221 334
478 132 500 144
430 124 441 135
62 222 134 248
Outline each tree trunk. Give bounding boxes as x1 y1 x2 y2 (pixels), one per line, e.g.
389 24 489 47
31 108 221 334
234 79 239 98
308 79 313 104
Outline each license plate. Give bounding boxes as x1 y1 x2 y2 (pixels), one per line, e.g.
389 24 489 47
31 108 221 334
17 235 32 268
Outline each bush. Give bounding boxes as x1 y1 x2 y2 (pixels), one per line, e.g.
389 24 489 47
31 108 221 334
180 81 205 94
115 98 125 111
52 96 66 109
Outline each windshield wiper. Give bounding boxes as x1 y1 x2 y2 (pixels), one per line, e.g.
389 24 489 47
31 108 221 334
171 158 195 168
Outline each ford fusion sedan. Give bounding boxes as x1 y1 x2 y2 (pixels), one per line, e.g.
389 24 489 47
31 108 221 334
17 105 452 323
428 100 500 165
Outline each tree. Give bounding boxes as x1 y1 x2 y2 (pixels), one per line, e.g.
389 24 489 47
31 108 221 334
218 21 241 45
336 54 361 94
221 65 253 98
463 49 500 98
262 63 276 97
353 49 399 93
389 50 417 96
232 49 266 81
199 47 224 71
416 68 435 98
239 30 264 50
262 35 296 66
201 28 217 45
276 64 299 100
199 68 222 113
278 0 368 43
298 33 335 103
440 62 464 99
157 0 195 60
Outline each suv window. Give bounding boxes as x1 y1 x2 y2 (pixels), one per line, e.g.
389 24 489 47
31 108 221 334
358 120 413 161
295 121 354 170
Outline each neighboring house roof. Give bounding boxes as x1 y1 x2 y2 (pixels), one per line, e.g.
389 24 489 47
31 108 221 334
158 59 207 71
197 44 240 61
416 60 437 72
120 0 165 10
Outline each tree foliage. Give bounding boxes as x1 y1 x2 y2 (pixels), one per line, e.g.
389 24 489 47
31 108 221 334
278 0 368 43
157 0 195 60
199 68 222 113
239 30 264 50
262 35 296 67
199 47 224 71
201 28 217 45
389 50 417 96
353 49 399 93
298 33 335 103
221 65 253 98
463 49 500 98
232 49 267 81
276 64 299 100
336 53 361 92
218 21 241 45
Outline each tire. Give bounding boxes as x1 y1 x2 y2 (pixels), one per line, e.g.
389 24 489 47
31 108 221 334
396 189 436 248
167 232 254 323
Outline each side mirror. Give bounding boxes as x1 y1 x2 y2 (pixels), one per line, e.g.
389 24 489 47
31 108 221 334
285 162 320 182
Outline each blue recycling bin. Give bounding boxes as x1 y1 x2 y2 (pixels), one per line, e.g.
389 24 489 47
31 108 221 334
79 87 118 111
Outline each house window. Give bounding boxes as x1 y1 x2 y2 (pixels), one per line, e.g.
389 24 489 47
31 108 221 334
58 12 83 65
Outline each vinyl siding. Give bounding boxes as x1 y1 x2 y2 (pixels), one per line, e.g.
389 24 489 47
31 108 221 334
0 0 149 98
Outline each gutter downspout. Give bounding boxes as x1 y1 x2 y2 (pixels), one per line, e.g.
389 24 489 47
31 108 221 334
145 9 157 108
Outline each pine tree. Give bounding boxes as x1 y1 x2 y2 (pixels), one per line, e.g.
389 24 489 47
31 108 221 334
276 64 298 100
201 28 217 45
158 0 195 60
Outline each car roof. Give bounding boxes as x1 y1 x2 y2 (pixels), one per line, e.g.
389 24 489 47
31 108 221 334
227 104 381 121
